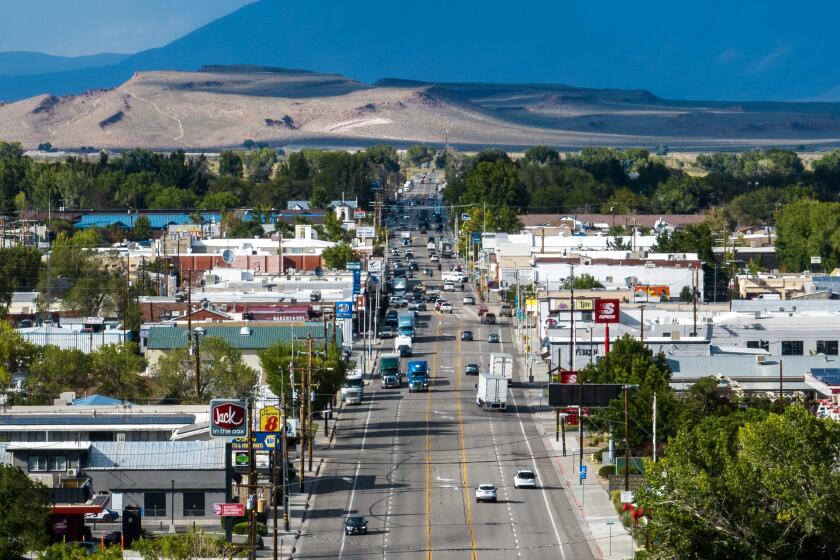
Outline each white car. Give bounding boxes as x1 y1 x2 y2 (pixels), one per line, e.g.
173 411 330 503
513 469 537 488
440 303 453 313
430 255 440 262
475 484 498 503
463 296 475 305
443 283 456 292
85 509 119 522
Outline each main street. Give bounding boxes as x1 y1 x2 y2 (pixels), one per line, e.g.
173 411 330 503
295 176 594 559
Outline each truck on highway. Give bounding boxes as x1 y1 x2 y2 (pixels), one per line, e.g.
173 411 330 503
398 312 415 338
380 353 402 388
407 360 429 392
489 353 514 380
440 241 453 258
395 335 413 357
476 373 507 410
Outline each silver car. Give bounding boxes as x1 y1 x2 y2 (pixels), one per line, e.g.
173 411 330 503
513 469 537 488
475 483 497 503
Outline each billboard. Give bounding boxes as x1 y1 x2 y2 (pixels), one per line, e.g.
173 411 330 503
210 399 249 438
548 383 624 407
231 431 282 451
594 299 620 324
335 301 353 319
356 226 375 239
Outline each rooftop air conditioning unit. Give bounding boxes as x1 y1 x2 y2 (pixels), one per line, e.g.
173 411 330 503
66 468 78 477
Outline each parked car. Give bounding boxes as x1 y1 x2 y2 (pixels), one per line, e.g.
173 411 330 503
465 363 480 375
488 333 500 343
461 330 474 341
475 484 498 503
85 509 119 522
513 469 537 489
345 515 368 535
463 296 475 305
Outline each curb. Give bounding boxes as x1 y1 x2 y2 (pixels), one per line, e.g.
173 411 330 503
287 457 325 559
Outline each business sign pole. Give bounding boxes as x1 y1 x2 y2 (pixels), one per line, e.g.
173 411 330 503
594 299 620 356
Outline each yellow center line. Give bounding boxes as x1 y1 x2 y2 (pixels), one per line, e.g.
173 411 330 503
456 318 478 559
425 320 439 560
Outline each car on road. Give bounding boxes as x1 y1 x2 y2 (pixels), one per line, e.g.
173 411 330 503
434 298 447 310
425 268 434 277
85 509 119 522
344 387 362 405
389 296 408 307
378 327 397 339
443 282 456 292
475 484 498 503
344 515 368 535
430 255 439 262
478 305 489 316
488 333 500 343
513 469 537 489
409 302 427 311
465 363 480 375
440 303 453 313
480 313 497 325
461 330 474 341
463 296 475 305
499 303 513 317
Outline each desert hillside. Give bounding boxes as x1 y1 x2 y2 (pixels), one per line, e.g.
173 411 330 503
3 67 840 150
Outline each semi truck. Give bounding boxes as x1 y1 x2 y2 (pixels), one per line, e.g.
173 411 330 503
407 360 429 392
395 335 413 357
380 353 402 388
489 353 514 380
440 241 453 258
398 312 415 338
476 373 508 410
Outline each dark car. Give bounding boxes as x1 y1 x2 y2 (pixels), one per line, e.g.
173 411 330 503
488 334 500 343
461 330 474 341
465 363 480 375
345 515 368 535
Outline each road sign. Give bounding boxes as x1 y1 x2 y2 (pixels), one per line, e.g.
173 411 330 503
352 268 361 295
336 301 353 319
620 490 633 504
346 261 361 270
594 299 620 324
470 232 481 244
461 213 471 221
579 465 588 480
213 503 245 517
210 399 248 438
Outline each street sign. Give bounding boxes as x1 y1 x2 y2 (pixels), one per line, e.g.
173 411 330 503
213 503 245 517
352 268 361 295
336 301 353 319
346 261 361 270
470 232 481 244
620 491 633 504
594 299 620 324
210 399 248 438
811 256 822 265
579 465 588 480
461 213 471 221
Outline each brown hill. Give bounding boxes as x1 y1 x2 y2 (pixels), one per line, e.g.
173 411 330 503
2 67 840 150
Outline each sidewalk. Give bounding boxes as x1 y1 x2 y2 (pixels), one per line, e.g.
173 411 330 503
511 325 635 560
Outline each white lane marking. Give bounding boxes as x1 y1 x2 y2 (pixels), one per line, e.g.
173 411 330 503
339 391 377 560
511 392 567 560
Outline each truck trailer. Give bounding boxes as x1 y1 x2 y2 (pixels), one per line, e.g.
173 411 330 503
476 374 507 410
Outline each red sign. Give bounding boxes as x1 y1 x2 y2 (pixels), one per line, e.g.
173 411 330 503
561 371 578 384
210 399 249 437
213 503 245 517
594 299 620 324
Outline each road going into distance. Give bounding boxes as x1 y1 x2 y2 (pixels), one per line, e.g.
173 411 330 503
295 175 595 559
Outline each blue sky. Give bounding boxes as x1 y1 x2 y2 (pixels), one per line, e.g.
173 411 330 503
0 0 254 56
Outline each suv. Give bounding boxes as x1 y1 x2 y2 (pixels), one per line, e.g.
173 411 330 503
499 304 513 317
513 469 537 489
480 313 497 325
461 330 474 341
463 295 475 305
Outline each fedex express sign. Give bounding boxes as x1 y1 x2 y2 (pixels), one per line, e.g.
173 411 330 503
210 399 249 438
594 299 620 324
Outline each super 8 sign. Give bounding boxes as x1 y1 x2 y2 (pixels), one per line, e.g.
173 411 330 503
594 299 620 324
260 406 281 432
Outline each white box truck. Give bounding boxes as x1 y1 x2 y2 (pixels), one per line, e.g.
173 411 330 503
476 374 508 410
489 353 514 380
395 335 413 357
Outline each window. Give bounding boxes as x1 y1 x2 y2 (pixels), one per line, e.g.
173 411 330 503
144 492 167 517
183 492 205 517
817 340 839 355
48 456 67 472
747 340 769 352
605 276 613 283
781 341 804 356
28 456 48 472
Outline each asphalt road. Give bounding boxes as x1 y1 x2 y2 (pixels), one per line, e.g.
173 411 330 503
295 177 594 559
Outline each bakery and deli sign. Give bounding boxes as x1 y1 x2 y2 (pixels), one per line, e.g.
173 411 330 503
210 399 249 438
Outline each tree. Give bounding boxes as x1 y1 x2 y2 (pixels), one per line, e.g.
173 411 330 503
562 273 604 289
463 159 528 209
260 340 346 412
199 191 240 210
26 346 90 399
652 175 707 214
155 337 258 403
88 342 149 401
320 210 350 242
652 223 716 263
578 335 677 451
127 215 152 241
637 406 840 559
0 246 42 306
601 188 648 215
147 186 197 209
0 321 37 390
218 151 244 177
523 146 560 166
286 152 310 181
406 145 435 167
321 243 356 270
0 464 50 559
775 199 840 272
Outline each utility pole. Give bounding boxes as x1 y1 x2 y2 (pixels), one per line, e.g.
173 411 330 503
624 386 630 492
652 392 657 462
561 414 567 457
194 331 201 401
247 397 257 560
692 266 698 336
569 265 575 371
299 340 307 493
639 305 646 344
779 359 784 411
307 337 314 472
578 373 584 484
281 372 290 531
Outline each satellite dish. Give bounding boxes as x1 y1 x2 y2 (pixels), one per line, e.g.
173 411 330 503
222 249 235 264
314 267 324 278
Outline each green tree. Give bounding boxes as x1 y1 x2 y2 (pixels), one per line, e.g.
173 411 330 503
562 273 604 289
463 159 528 209
652 223 716 263
218 151 244 177
652 175 707 214
147 186 197 209
321 243 356 270
286 152 310 181
0 464 50 559
775 198 840 272
26 346 91 398
0 246 42 306
522 146 560 166
155 337 258 403
200 191 240 210
127 215 152 241
638 406 839 560
89 342 149 400
260 341 345 411
406 145 435 166
601 188 648 215
320 210 350 242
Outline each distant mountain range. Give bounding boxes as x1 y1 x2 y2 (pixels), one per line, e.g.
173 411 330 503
3 66 840 151
2 0 840 103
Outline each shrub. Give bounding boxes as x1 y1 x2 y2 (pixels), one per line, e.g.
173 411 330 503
599 464 615 478
233 522 267 536
132 530 234 560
